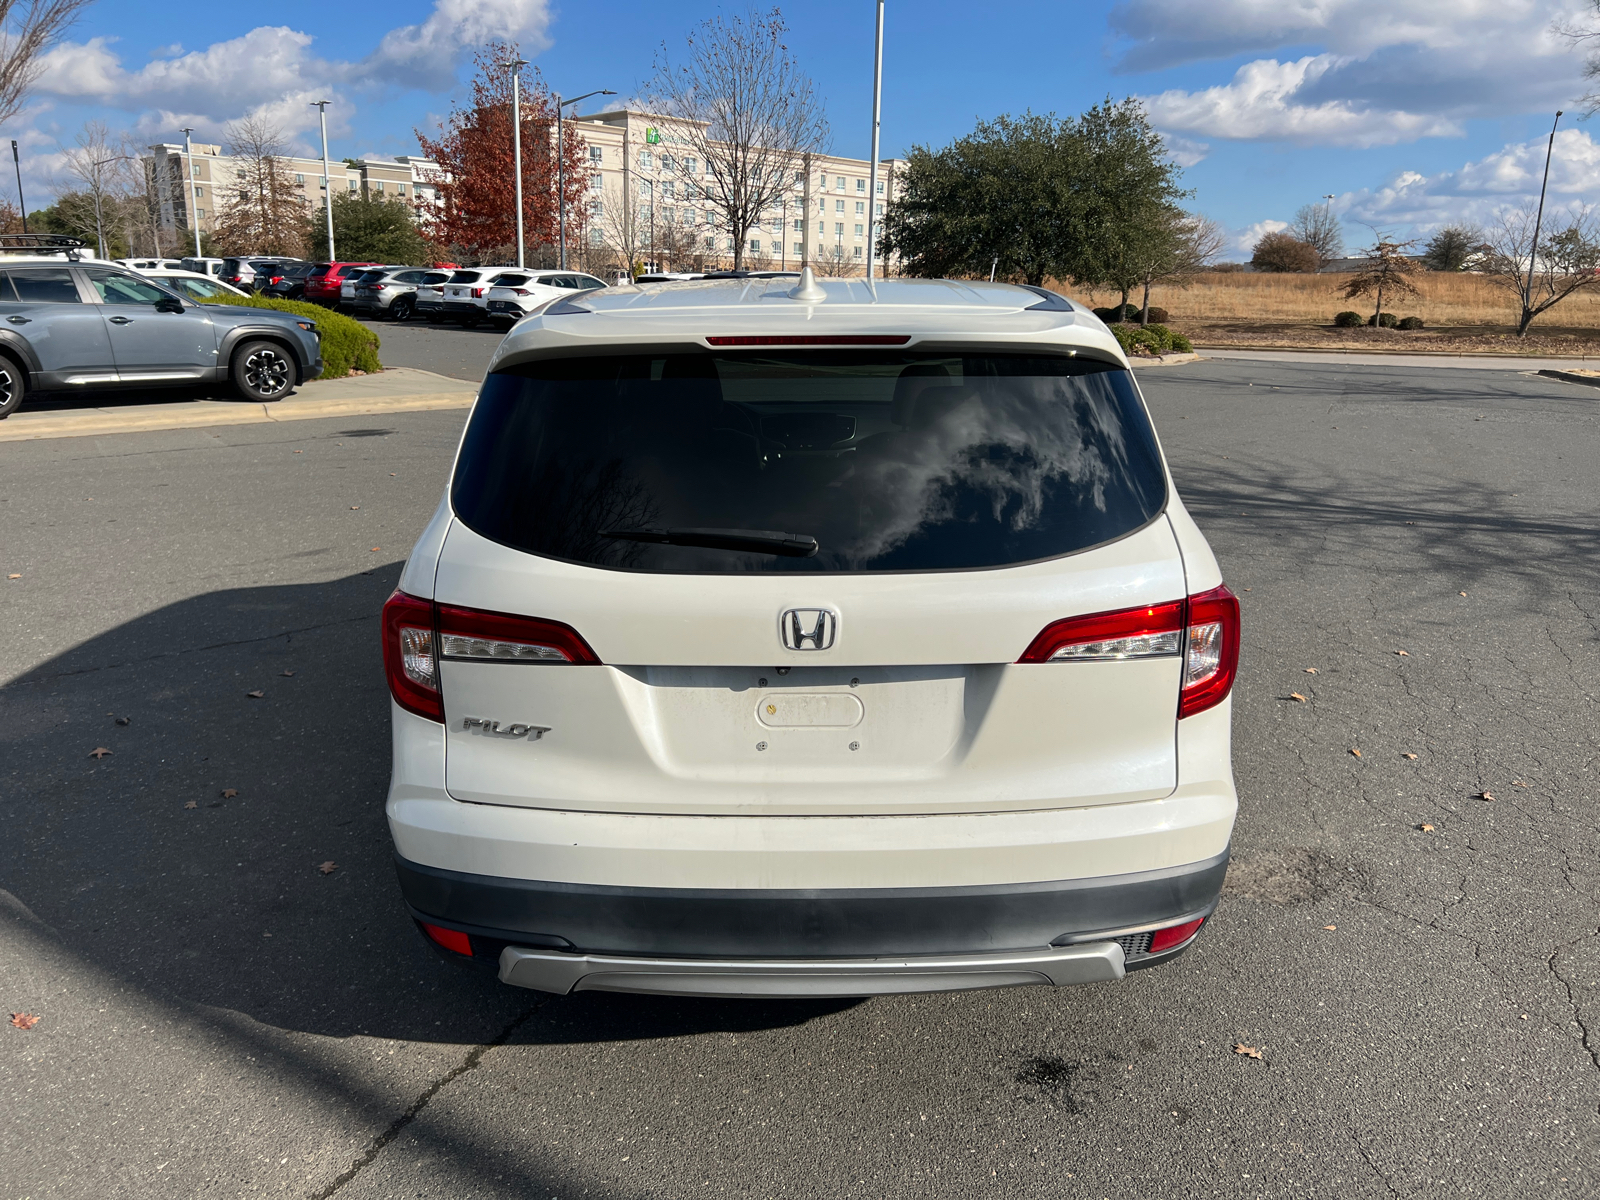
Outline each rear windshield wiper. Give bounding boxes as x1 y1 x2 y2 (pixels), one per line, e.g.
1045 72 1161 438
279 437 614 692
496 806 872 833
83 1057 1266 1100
601 527 819 557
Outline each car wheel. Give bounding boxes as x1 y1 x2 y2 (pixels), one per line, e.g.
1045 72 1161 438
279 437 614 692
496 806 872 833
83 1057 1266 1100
0 355 24 419
232 340 297 402
461 311 483 328
391 297 414 322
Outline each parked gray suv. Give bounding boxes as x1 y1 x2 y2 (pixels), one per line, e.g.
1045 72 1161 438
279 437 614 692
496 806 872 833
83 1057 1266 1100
0 245 322 418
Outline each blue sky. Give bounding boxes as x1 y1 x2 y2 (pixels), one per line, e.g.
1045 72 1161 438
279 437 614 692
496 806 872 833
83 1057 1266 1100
20 0 1600 254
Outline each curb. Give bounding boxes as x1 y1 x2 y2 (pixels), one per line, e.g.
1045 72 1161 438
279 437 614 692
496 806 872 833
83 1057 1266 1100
1535 368 1600 389
0 389 477 443
1129 352 1200 367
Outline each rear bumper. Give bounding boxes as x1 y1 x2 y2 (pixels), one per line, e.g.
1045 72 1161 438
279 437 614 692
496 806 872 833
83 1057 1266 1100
442 301 482 315
396 847 1225 964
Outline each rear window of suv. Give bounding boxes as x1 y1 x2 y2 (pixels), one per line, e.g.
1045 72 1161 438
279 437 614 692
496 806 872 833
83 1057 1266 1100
452 352 1168 574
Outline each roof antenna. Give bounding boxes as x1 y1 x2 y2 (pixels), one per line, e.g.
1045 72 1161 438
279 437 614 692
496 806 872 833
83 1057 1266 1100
788 265 826 302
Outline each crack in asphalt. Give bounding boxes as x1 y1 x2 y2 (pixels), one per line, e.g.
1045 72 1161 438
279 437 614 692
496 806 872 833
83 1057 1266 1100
311 1002 542 1199
1546 947 1600 1115
1349 1131 1404 1199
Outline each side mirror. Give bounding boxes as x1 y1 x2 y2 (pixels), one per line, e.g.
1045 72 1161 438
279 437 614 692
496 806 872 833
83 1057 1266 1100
155 296 185 314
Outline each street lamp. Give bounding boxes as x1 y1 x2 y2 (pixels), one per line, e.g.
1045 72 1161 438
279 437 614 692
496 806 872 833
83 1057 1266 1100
85 153 128 258
553 88 614 269
311 100 335 261
181 127 200 257
501 56 529 267
865 0 885 282
1527 110 1564 312
11 140 26 234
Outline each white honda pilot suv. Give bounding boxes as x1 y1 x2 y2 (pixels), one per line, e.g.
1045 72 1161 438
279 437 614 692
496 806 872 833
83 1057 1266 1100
383 270 1238 998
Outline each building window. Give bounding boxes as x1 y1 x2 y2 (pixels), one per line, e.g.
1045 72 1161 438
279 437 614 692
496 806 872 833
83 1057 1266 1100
877 181 885 194
588 174 602 192
836 176 845 189
588 199 603 216
855 201 864 215
683 157 697 174
834 222 844 238
818 221 825 234
817 197 825 212
854 224 864 237
853 245 862 258
349 179 358 190
856 178 865 191
793 242 803 256
835 199 844 213
589 229 603 246
194 185 203 198
793 218 804 231
661 180 675 199
874 202 882 216
589 145 603 164
639 180 651 199
375 181 384 192
196 208 205 219
725 237 735 251
749 239 761 252
705 234 717 250
638 150 653 168
295 173 305 185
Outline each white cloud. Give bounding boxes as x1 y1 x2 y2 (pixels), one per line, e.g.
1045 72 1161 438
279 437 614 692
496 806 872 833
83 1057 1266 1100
1229 218 1288 256
1144 55 1464 146
1339 128 1600 230
1160 133 1209 167
366 0 553 89
1118 1 1580 146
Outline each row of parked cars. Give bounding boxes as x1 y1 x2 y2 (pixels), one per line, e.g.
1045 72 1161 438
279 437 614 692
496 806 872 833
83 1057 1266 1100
140 254 613 330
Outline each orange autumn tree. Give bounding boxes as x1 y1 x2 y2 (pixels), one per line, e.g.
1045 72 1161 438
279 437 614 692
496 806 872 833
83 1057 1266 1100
414 45 591 258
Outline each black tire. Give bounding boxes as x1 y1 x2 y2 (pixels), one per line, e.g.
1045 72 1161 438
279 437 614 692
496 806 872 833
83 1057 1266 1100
231 340 297 402
0 355 23 419
391 297 414 322
460 310 483 329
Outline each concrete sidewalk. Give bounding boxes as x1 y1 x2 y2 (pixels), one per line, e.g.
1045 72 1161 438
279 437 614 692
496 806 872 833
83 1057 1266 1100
0 367 477 442
1194 347 1600 371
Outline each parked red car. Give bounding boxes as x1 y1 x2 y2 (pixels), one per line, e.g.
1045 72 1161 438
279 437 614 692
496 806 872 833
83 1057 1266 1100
303 262 380 306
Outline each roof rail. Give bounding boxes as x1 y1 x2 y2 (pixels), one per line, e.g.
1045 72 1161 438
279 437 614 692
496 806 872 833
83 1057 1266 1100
0 233 87 260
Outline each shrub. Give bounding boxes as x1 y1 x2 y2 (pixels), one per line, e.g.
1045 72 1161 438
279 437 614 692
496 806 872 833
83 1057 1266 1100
1145 306 1169 324
1093 303 1141 323
1396 315 1425 330
201 294 381 378
1366 311 1399 329
1333 310 1364 327
1250 231 1320 273
1109 322 1191 357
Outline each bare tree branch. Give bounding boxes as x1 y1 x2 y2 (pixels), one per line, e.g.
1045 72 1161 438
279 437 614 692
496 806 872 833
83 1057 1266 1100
0 0 94 127
642 7 828 271
1480 202 1600 335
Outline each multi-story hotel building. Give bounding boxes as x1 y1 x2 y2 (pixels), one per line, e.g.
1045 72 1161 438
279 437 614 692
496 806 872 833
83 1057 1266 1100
145 109 900 274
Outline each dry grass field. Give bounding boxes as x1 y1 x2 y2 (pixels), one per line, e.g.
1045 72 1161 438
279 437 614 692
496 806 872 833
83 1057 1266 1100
1054 270 1600 354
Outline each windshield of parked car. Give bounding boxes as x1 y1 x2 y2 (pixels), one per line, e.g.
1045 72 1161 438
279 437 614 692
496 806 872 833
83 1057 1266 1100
170 277 234 300
453 352 1168 574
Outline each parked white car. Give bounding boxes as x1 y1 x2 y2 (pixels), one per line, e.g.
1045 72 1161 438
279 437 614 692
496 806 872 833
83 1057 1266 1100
181 257 226 278
383 270 1239 998
114 257 185 271
484 270 607 327
132 268 250 303
440 267 527 326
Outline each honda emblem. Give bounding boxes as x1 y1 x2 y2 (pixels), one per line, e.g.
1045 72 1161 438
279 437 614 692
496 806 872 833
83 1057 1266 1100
780 608 837 651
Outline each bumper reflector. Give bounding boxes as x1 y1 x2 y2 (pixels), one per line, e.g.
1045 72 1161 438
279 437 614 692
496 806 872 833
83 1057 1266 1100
1147 917 1206 955
420 922 472 956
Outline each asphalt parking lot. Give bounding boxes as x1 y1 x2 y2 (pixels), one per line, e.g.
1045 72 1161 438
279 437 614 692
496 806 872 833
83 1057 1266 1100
1 357 1596 1198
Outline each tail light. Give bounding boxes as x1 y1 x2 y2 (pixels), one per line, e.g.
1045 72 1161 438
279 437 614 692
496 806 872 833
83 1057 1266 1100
1018 583 1240 719
382 591 601 723
471 287 486 298
512 288 530 296
419 922 472 955
1148 916 1206 954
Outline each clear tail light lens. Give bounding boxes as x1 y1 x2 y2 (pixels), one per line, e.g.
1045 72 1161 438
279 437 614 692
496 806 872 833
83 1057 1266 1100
382 591 443 721
1019 584 1240 719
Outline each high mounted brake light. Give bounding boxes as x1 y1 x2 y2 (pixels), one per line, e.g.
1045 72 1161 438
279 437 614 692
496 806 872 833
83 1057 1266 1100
1019 584 1240 719
382 592 601 724
705 335 911 347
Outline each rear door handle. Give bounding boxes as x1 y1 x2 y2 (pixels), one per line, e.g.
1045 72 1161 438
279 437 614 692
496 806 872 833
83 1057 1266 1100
7 315 29 324
108 315 133 325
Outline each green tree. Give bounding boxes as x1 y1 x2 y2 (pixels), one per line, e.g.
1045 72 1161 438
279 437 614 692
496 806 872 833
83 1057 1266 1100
1421 225 1483 272
880 99 1186 288
310 190 429 263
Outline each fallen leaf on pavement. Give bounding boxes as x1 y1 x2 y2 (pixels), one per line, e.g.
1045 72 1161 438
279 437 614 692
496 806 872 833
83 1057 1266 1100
1394 649 1410 656
1402 752 1419 760
6 573 19 580
1513 780 1528 788
281 670 295 677
1233 1044 1262 1059
1520 1014 1529 1020
88 747 111 759
318 861 338 875
370 546 380 552
1323 925 1337 931
1458 591 1467 597
1475 791 1495 802
1289 692 1308 703
246 690 264 699
9 1012 40 1030
1418 824 1435 832
1350 748 1362 758
184 801 197 810
1304 667 1318 674
115 716 130 726
350 505 359 510
220 788 238 799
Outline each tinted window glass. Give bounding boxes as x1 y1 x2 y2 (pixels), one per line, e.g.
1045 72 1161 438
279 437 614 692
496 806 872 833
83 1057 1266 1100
576 276 606 289
174 278 229 300
494 274 530 287
453 353 1167 574
450 270 481 283
9 269 81 303
0 274 17 301
421 272 450 285
308 264 331 279
86 269 172 304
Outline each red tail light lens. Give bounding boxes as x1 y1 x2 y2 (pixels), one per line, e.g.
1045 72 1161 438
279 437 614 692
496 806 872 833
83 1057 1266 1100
1018 601 1185 664
1179 584 1240 719
471 287 486 298
1147 916 1206 954
420 922 472 955
1018 584 1240 719
382 590 443 721
436 604 600 665
512 288 530 296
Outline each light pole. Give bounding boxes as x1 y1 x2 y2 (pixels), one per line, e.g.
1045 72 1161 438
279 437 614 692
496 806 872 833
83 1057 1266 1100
1526 110 1564 315
865 0 885 281
501 56 529 267
181 127 201 256
84 154 128 258
311 100 335 261
553 88 614 269
10 140 26 233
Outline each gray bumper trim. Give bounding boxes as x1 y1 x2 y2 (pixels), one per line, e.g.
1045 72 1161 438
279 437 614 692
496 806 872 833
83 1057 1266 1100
498 941 1125 998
